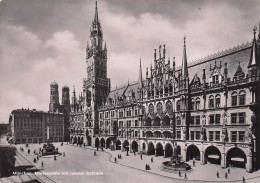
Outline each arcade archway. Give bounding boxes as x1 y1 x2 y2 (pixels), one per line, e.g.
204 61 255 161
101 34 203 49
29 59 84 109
156 143 164 156
106 138 111 149
123 140 129 151
101 138 105 148
95 138 99 148
165 143 173 157
205 146 221 165
132 141 138 152
187 144 200 161
116 139 121 150
147 142 155 155
226 147 246 168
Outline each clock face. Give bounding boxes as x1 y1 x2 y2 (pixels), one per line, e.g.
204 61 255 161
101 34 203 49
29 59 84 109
148 104 154 115
157 102 163 115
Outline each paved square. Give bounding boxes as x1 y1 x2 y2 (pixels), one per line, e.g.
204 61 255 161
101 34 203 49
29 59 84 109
13 143 260 183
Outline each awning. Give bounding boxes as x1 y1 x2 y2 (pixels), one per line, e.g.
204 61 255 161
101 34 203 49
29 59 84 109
208 155 219 159
231 157 244 162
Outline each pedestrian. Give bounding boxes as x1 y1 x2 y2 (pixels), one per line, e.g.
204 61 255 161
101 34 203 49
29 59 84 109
243 176 245 183
179 171 181 177
228 167 230 174
114 157 117 162
118 154 120 159
185 173 187 179
151 157 153 163
217 171 219 178
225 172 228 179
193 159 195 167
94 150 96 156
140 154 143 160
37 155 39 160
41 162 44 167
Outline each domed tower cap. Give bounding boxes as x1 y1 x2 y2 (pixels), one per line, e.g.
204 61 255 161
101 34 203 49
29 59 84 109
50 81 58 88
62 85 69 90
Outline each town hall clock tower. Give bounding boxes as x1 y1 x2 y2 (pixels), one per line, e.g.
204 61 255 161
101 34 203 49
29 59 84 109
84 1 111 136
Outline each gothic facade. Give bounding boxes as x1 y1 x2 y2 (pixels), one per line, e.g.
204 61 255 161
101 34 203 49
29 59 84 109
69 2 260 172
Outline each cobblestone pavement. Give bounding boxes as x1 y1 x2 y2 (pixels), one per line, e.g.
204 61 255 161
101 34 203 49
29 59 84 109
14 143 260 183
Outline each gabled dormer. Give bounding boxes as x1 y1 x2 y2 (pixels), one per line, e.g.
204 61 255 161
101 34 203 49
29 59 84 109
233 62 245 81
209 61 222 85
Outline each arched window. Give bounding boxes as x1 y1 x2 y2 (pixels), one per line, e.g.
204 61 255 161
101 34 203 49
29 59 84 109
169 85 173 94
176 100 180 111
196 97 200 110
176 117 181 126
215 94 220 108
165 87 169 95
160 88 163 97
156 102 163 116
156 89 159 96
209 95 214 108
191 98 195 110
231 92 237 106
239 91 246 105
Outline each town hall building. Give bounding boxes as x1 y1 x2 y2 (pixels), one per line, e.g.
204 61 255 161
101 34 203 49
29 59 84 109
68 2 260 173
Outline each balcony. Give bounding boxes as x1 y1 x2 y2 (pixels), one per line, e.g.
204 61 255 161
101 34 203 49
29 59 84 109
142 125 173 130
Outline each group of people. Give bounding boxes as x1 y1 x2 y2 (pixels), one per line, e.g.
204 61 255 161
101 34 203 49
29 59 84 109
216 168 230 179
178 171 187 179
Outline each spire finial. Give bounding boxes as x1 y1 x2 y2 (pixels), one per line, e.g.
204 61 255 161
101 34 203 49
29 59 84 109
184 35 186 47
94 1 99 22
253 26 257 38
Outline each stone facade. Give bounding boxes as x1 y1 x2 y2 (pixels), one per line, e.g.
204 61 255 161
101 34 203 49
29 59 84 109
9 109 64 144
69 2 260 172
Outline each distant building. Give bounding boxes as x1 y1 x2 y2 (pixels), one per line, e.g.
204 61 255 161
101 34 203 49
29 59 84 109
0 124 8 136
9 109 64 144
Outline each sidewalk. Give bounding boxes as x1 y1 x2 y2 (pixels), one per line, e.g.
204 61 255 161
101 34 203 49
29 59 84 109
82 145 260 183
15 143 260 183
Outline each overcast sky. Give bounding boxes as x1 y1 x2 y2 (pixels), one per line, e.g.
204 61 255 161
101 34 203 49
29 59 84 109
0 0 259 123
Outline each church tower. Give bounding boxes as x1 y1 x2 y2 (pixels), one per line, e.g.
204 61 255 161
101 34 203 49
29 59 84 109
49 81 60 112
84 1 110 135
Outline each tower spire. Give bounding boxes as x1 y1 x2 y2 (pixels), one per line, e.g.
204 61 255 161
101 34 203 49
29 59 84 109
181 35 188 77
248 26 259 68
139 59 143 88
94 1 99 23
